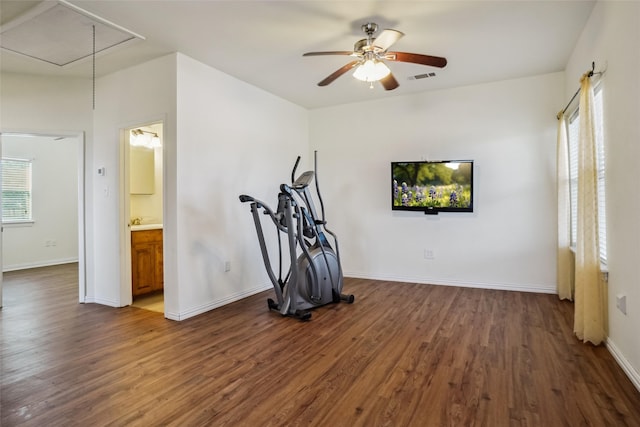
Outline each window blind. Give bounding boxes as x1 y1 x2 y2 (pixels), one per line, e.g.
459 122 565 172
566 87 606 263
593 89 606 262
1 157 33 221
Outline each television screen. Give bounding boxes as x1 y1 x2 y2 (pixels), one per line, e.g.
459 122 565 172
391 160 474 213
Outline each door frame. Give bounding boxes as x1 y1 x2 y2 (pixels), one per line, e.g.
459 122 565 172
119 120 164 311
0 130 86 306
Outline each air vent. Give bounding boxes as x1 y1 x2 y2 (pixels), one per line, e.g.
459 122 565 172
409 72 437 80
0 0 144 67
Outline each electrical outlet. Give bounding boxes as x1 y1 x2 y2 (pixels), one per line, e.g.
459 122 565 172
224 261 231 272
424 249 435 260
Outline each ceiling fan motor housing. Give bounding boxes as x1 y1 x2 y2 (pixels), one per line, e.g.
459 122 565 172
354 38 370 53
362 22 379 36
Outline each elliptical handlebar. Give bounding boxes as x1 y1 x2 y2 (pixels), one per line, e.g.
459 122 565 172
239 194 290 233
291 156 301 184
313 150 326 223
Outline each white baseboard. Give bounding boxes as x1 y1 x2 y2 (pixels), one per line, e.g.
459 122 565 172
3 258 79 272
344 271 557 294
606 338 640 393
84 284 272 320
159 275 556 320
168 283 272 321
84 296 120 307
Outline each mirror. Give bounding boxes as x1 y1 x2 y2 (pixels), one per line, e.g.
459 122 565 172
130 146 155 194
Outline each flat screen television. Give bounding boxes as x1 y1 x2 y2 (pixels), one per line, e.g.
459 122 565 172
391 160 474 213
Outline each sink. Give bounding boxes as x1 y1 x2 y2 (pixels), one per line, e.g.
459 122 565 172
131 223 163 231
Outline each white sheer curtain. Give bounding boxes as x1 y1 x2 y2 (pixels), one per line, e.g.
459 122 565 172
573 73 606 345
556 112 573 300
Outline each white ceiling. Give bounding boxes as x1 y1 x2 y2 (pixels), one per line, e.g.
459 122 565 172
0 1 595 109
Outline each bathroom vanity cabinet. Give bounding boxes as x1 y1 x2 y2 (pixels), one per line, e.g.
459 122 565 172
131 229 163 296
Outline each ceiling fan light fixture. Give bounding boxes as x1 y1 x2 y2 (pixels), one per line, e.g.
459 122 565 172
353 59 390 82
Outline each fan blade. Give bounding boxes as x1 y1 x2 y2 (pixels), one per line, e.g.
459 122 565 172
373 29 404 51
386 52 447 68
317 61 360 86
303 51 354 57
380 73 399 91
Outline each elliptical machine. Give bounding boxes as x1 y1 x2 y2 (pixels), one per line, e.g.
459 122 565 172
239 152 354 320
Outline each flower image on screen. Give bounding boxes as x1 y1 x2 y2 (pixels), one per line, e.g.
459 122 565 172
391 160 473 212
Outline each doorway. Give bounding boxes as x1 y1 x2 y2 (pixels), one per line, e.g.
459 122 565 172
123 122 164 314
0 131 86 308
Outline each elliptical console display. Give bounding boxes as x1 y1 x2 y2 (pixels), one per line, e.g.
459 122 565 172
239 151 354 320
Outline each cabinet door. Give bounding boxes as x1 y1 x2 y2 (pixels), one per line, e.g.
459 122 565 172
152 240 164 291
132 242 155 296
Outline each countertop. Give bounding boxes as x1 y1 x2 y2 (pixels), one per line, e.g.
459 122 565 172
131 224 163 231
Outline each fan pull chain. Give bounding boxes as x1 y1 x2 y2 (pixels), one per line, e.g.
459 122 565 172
93 24 96 110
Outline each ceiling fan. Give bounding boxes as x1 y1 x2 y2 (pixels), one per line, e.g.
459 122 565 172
303 22 447 90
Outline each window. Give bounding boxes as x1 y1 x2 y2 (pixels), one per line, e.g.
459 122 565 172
1 157 33 222
567 87 606 263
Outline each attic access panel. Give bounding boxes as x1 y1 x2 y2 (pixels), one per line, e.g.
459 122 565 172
0 0 144 67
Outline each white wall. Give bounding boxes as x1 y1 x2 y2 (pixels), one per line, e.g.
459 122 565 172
93 54 177 308
310 73 563 292
0 74 93 132
566 1 640 388
92 52 308 319
2 135 78 270
0 73 91 291
174 53 309 319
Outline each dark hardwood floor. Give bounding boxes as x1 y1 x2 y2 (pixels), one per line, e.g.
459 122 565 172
2 263 639 426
